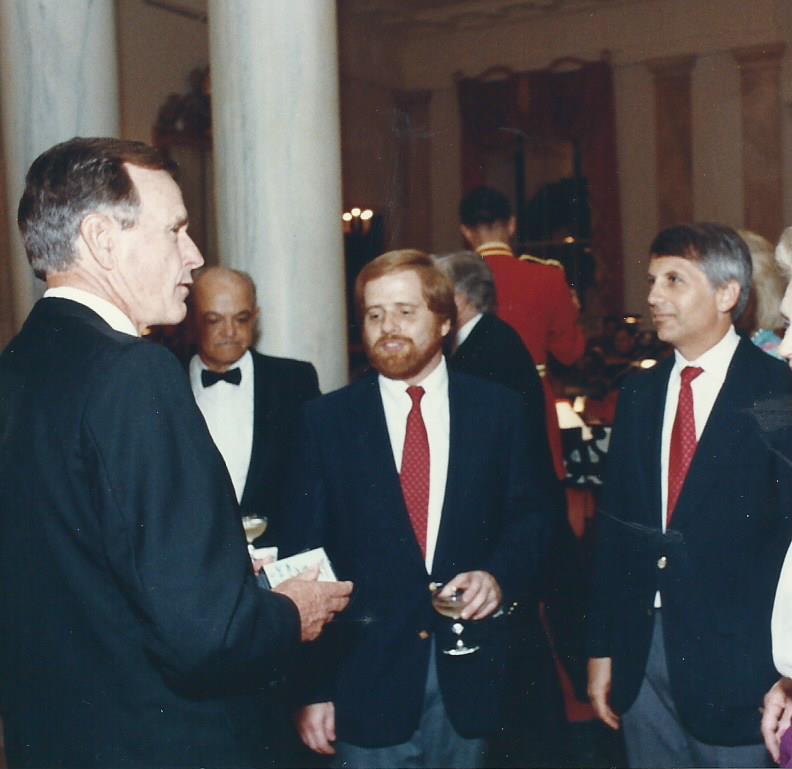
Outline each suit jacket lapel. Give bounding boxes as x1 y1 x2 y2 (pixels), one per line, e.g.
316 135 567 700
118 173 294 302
432 374 474 573
239 353 270 511
643 359 672 529
669 340 751 527
353 376 428 573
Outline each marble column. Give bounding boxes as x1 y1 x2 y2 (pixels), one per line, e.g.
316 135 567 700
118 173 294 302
733 44 785 242
0 0 119 344
647 56 696 229
208 0 347 392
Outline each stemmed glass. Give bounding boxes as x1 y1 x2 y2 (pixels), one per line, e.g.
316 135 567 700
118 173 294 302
429 582 480 656
241 515 268 550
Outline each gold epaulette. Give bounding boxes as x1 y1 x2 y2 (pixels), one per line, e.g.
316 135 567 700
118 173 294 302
477 243 514 259
518 253 564 269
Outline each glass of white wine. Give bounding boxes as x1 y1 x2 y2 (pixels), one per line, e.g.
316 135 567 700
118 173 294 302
241 515 268 546
429 582 479 656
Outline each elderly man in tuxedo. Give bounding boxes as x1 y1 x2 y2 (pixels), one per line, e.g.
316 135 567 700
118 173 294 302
587 223 792 768
0 137 351 769
286 249 555 769
189 266 320 546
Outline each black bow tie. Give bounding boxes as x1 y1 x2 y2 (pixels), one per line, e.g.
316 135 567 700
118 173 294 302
201 367 242 387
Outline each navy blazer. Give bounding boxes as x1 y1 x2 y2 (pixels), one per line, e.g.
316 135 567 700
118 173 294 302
0 299 301 769
239 350 319 545
588 338 792 745
283 369 554 747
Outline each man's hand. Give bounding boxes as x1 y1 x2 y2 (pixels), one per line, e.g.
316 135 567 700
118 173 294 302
443 570 502 620
296 701 337 755
762 677 792 763
273 567 353 642
588 657 620 730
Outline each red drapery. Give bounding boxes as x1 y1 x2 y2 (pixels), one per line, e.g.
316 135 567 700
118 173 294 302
457 60 623 314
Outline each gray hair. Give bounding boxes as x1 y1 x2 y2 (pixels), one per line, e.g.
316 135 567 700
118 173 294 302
18 137 169 279
649 223 752 320
432 251 497 313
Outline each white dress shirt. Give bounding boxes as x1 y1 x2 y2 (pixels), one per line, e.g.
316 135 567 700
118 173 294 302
379 356 450 572
189 350 254 503
655 326 739 607
660 326 739 531
43 287 138 337
455 313 482 349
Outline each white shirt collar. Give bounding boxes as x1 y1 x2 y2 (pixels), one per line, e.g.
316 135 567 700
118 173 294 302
456 313 483 348
672 325 739 378
378 354 448 399
43 286 138 337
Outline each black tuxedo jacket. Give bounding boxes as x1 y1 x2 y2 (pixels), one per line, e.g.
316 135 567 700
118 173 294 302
588 338 792 745
283 369 554 747
0 299 301 769
450 312 560 508
239 350 319 544
450 312 546 444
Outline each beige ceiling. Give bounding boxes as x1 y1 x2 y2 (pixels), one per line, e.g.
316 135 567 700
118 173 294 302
143 0 640 33
339 0 641 31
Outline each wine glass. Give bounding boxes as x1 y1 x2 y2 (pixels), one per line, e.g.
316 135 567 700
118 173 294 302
429 582 479 656
241 515 268 549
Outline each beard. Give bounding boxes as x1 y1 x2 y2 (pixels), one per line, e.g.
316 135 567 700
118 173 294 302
364 333 444 381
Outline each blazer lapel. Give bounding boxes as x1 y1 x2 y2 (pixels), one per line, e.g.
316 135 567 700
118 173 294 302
643 359 672 529
352 376 428 573
431 374 474 572
668 340 751 527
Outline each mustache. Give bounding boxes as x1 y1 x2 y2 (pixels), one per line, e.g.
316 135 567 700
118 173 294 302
374 335 413 347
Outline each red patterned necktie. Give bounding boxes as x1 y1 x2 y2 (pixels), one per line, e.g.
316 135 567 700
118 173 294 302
400 386 430 557
667 366 703 526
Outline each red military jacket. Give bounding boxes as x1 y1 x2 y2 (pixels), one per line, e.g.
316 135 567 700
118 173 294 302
478 241 584 480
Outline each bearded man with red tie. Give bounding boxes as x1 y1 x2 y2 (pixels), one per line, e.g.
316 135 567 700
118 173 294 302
587 223 792 768
285 250 555 768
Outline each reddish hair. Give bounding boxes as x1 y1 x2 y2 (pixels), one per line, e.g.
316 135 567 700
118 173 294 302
354 249 457 329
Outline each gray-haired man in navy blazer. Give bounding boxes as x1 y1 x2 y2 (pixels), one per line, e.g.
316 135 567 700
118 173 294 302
587 223 792 768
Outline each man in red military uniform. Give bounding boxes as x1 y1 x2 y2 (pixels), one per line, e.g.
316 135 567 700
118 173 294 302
459 186 584 480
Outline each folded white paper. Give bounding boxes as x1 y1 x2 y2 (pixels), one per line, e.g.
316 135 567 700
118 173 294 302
250 545 278 563
261 547 337 588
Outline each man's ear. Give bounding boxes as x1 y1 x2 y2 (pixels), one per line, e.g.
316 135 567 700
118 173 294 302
78 213 116 270
716 279 741 314
252 305 262 346
460 224 475 246
507 216 517 238
440 317 452 338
